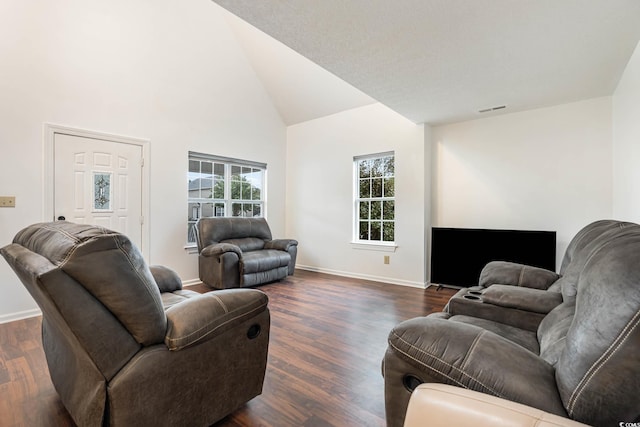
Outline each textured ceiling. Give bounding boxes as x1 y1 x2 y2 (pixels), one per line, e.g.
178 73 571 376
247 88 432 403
222 10 376 126
214 0 640 125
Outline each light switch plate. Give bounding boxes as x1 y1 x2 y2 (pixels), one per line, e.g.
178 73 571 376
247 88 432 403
0 196 16 207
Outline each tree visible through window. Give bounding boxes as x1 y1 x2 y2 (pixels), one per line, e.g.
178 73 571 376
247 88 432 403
355 153 395 243
187 152 265 244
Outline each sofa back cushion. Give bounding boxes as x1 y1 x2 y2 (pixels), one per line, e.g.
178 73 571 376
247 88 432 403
1 243 141 380
558 220 620 274
221 237 265 252
196 217 272 251
12 221 166 346
550 220 637 300
554 224 640 425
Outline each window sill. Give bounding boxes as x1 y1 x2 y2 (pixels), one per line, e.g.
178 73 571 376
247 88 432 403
184 244 198 254
350 242 397 252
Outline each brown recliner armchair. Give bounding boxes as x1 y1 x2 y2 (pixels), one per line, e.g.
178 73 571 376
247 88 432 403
1 221 270 427
384 220 640 427
196 217 298 289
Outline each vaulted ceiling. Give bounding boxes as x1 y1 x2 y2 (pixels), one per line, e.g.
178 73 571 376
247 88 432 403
214 1 640 126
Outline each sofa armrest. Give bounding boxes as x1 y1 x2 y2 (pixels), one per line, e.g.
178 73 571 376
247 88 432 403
165 289 268 350
404 384 587 427
200 243 242 257
386 317 566 416
445 288 546 331
150 265 183 293
479 261 560 290
264 239 298 251
481 285 563 314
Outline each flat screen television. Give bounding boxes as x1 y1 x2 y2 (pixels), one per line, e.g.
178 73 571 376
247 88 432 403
430 227 556 288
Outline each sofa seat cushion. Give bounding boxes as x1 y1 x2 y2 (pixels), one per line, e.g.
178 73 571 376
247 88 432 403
432 313 540 354
161 289 201 310
241 249 291 274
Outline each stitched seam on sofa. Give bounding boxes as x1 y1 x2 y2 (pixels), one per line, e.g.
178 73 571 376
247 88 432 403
389 332 505 398
41 223 82 243
518 266 525 286
111 232 166 322
541 336 566 354
388 339 467 389
41 224 83 267
428 387 548 421
209 294 228 313
166 301 267 349
532 417 550 427
388 338 505 399
539 418 576 427
460 331 484 370
567 309 640 414
59 242 82 268
108 347 167 388
35 275 106 375
539 335 567 360
56 226 111 269
566 308 640 415
168 302 266 349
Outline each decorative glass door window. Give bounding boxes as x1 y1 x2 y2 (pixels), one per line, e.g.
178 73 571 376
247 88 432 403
93 172 112 211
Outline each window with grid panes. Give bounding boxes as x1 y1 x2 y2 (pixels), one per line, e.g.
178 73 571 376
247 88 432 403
187 152 265 244
354 152 395 243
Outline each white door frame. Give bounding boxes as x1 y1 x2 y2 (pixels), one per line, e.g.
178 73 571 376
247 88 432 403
44 123 151 259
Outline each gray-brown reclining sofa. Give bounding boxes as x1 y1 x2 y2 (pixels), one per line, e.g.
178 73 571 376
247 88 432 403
196 217 297 289
383 219 640 427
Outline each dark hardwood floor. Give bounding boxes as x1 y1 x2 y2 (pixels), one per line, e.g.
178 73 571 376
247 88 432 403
0 270 455 427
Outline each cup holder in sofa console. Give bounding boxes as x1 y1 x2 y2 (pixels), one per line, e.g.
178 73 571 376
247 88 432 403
463 294 482 301
468 290 483 296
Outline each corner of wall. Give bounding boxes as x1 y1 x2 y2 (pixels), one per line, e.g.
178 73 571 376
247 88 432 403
612 39 640 222
423 124 433 283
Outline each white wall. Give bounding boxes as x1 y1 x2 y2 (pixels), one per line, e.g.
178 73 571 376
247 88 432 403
0 0 286 321
432 97 613 270
613 40 640 222
286 104 427 286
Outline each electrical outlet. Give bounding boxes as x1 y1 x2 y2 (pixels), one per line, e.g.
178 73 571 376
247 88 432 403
0 196 16 208
384 255 390 264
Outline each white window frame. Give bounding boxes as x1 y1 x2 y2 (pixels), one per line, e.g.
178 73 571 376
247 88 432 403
187 151 266 247
352 151 396 251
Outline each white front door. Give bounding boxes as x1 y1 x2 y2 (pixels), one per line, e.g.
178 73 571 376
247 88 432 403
53 133 144 249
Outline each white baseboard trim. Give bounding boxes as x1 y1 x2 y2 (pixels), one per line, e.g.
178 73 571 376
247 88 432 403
182 278 203 287
296 265 427 289
0 308 42 324
426 282 464 290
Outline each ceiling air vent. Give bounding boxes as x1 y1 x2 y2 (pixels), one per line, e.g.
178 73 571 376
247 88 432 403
478 105 506 113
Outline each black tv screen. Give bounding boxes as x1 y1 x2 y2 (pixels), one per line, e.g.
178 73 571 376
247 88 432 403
430 227 556 288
